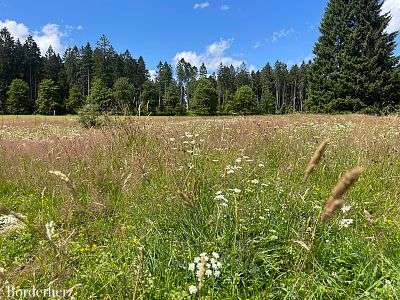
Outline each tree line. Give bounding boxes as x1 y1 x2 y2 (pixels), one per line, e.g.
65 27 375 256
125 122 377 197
0 0 399 116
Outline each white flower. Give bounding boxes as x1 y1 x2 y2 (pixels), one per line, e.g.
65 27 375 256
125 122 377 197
215 194 227 202
214 270 221 277
205 269 213 277
188 263 195 271
250 179 259 184
212 252 220 259
45 221 55 240
340 219 354 228
341 204 352 213
215 191 223 195
188 285 198 294
194 257 200 263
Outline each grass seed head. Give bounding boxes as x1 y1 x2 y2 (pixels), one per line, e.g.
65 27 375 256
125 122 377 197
304 139 329 181
321 166 363 221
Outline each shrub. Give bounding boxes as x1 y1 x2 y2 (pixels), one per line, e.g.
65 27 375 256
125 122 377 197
78 103 103 128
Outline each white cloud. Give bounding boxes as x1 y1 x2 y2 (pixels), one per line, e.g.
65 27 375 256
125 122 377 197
220 4 230 11
174 39 245 72
0 19 75 55
194 2 210 9
382 0 400 33
33 24 65 54
0 20 29 41
271 28 295 43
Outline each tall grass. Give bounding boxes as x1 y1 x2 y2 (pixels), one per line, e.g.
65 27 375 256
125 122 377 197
0 115 399 299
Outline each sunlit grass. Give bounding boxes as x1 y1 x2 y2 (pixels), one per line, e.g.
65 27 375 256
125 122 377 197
0 115 399 299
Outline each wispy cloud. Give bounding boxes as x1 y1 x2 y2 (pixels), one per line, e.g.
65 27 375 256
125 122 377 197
381 0 400 33
174 38 245 71
194 2 210 9
220 4 230 11
253 41 262 49
272 28 295 43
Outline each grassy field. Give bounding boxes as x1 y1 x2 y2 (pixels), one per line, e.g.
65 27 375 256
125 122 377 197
0 114 400 299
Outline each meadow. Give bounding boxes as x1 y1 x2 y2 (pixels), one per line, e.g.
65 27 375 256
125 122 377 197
0 114 399 299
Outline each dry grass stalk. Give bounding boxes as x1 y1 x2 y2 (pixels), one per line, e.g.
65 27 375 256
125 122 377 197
321 166 363 221
49 170 76 195
197 256 206 292
304 139 329 181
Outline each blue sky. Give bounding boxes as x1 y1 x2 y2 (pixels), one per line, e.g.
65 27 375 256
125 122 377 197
0 0 399 73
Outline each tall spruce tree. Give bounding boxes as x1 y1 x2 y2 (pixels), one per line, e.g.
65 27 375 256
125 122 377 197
308 0 400 112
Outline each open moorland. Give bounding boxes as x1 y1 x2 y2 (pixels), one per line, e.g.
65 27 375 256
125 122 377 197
0 115 400 299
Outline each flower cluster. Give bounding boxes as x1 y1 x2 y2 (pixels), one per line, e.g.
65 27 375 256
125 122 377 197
215 191 228 207
188 252 222 294
225 164 242 175
45 221 55 240
339 218 353 228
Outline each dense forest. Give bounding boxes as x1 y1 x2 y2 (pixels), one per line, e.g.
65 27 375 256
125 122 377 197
0 0 399 116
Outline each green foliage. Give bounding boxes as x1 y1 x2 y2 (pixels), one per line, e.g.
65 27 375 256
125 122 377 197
192 78 218 114
113 77 135 114
36 79 62 115
325 97 366 113
5 79 30 114
140 80 158 114
78 103 102 128
308 0 400 112
66 85 85 114
164 83 181 114
225 85 257 114
87 78 113 112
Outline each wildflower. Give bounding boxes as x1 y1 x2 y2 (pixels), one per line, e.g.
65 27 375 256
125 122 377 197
199 253 209 261
212 252 220 259
339 218 354 228
250 179 259 184
341 204 352 213
205 269 213 277
188 285 198 295
214 270 221 277
215 191 223 195
215 194 227 202
188 263 195 271
194 257 201 263
45 221 55 240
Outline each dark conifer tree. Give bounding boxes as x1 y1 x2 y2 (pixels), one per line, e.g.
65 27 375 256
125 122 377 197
308 0 400 112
